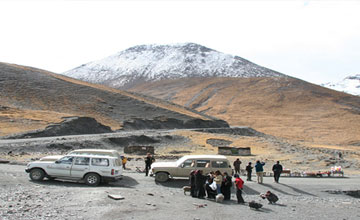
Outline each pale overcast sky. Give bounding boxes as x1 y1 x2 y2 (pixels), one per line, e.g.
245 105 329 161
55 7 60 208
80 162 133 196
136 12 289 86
0 0 359 84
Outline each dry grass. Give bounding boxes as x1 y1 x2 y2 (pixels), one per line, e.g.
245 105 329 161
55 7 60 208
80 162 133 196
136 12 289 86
1 62 215 136
0 107 70 136
130 77 360 146
44 72 209 120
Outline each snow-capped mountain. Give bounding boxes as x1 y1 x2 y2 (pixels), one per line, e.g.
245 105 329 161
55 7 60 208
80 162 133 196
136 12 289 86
63 43 287 88
322 74 360 96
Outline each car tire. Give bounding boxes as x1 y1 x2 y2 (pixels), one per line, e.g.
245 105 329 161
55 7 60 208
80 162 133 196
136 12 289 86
29 168 45 181
84 173 101 186
155 172 169 182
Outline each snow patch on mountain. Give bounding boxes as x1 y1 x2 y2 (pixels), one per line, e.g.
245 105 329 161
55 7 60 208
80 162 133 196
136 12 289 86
322 74 360 96
63 43 287 88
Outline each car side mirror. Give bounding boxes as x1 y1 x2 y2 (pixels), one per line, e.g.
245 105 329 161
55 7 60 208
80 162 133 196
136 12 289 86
55 160 60 164
180 164 185 168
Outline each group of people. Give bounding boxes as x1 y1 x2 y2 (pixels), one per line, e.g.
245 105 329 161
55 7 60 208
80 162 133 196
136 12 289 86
189 169 246 204
234 159 284 184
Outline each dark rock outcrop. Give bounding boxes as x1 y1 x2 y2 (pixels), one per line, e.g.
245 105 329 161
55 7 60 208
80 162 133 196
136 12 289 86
4 117 112 139
121 117 229 130
196 127 264 136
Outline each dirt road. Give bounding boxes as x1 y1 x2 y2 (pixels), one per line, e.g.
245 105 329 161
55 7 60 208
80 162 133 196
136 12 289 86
1 164 359 220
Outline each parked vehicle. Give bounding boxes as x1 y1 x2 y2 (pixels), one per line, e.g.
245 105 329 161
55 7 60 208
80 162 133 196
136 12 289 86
26 154 123 186
39 149 121 161
151 155 233 182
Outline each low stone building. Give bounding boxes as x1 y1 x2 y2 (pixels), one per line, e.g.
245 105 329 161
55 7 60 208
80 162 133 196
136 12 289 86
218 146 251 156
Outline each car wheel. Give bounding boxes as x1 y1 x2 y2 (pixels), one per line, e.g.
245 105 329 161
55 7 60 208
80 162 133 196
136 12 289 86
84 173 101 186
155 172 169 182
29 169 45 181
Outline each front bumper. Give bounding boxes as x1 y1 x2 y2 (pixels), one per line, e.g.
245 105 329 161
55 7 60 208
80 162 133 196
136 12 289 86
25 168 31 173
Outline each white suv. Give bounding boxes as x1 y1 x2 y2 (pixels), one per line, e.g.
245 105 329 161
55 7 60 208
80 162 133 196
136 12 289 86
26 155 123 186
151 155 233 182
39 149 121 161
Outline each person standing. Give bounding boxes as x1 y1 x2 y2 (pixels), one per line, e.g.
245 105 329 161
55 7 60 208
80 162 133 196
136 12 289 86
234 174 245 204
233 158 242 175
195 170 206 199
221 172 232 200
255 160 265 184
246 162 253 181
272 161 283 183
214 170 223 194
121 156 127 170
189 170 196 197
145 153 155 176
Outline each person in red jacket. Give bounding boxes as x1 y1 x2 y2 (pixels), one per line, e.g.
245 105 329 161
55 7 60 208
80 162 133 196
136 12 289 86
234 174 245 204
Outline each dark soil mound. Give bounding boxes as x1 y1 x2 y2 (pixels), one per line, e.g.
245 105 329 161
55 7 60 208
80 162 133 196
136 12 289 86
196 127 263 136
122 117 229 130
108 135 160 147
326 190 360 199
5 117 112 139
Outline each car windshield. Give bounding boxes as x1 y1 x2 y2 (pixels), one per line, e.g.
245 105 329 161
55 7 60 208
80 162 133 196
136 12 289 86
176 156 188 166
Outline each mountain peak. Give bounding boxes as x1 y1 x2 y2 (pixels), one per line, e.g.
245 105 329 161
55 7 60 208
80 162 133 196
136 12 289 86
63 43 287 88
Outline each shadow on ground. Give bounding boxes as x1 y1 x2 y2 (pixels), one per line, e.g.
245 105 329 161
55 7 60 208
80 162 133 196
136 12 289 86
278 183 317 197
155 178 188 188
242 185 261 195
29 175 139 188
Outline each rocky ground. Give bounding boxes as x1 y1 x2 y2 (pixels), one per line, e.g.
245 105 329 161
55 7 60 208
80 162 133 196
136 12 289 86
1 127 360 219
0 164 359 220
0 127 359 175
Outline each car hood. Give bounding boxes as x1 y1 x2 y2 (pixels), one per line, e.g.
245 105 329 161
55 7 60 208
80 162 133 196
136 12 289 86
27 160 56 167
39 155 63 161
151 162 178 168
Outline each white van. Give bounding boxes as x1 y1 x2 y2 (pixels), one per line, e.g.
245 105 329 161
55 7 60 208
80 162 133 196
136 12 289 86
151 155 233 182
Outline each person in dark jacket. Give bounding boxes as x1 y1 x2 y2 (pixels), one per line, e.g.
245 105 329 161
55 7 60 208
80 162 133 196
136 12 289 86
221 172 232 200
272 161 283 183
261 191 279 204
233 158 242 175
255 160 265 184
145 153 155 176
195 170 206 199
234 174 245 204
246 162 253 181
189 170 196 197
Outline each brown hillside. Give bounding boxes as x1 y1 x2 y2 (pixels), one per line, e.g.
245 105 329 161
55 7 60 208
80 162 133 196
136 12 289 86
129 77 360 145
0 62 224 136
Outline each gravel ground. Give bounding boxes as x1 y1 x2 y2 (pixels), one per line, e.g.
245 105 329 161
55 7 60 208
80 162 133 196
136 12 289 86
1 164 359 220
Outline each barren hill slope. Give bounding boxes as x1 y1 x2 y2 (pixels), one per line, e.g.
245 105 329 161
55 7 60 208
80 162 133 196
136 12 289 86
0 62 227 136
128 77 360 145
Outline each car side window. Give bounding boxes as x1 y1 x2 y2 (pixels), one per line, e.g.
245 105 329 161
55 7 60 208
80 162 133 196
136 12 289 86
211 161 228 168
196 160 210 168
91 158 109 167
182 160 195 168
58 156 73 164
74 157 90 166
